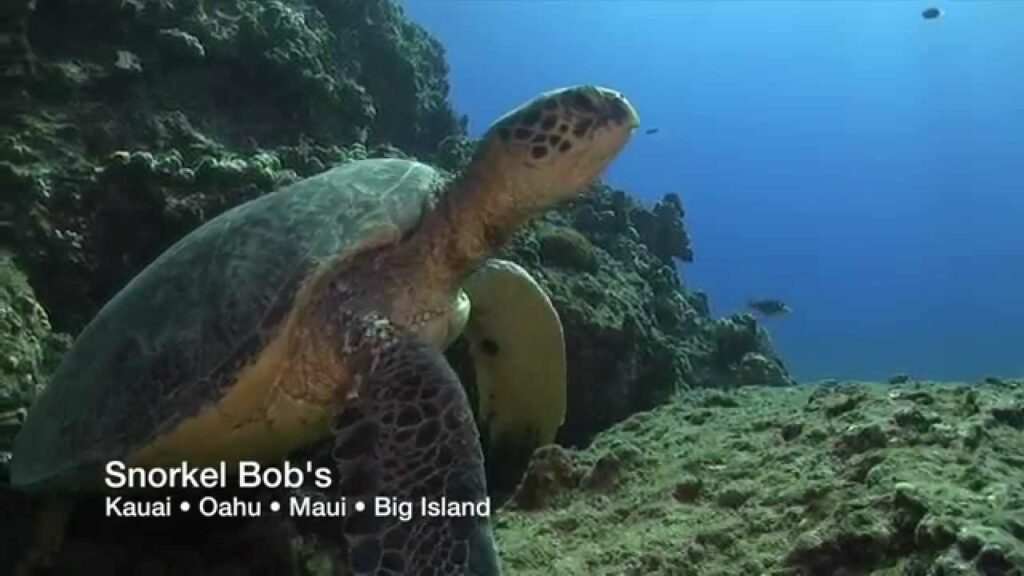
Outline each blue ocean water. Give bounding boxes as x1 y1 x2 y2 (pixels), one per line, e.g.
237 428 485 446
404 1 1024 382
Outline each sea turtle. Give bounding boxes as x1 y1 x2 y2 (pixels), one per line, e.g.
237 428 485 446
11 85 639 574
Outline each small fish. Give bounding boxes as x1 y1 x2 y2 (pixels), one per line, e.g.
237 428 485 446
746 298 792 317
921 7 943 20
645 128 659 135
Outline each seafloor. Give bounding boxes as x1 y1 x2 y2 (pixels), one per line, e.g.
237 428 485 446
499 380 1024 575
1 0 1021 574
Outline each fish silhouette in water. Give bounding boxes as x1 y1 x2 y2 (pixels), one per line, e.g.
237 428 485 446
746 298 792 317
645 128 659 135
922 7 943 20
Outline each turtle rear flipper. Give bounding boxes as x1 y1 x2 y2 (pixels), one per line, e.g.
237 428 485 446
313 313 499 575
462 259 566 496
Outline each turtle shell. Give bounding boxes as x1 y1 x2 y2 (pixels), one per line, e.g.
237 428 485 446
11 158 444 489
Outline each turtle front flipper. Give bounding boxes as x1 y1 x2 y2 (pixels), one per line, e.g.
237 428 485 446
323 312 499 576
461 260 566 495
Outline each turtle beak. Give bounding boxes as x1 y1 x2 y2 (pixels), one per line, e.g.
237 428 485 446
595 87 640 130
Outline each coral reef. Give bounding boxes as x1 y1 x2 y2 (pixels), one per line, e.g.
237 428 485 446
498 379 1024 575
1 0 462 330
0 254 67 482
631 192 693 264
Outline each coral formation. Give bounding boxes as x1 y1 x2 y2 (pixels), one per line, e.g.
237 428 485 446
0 254 67 482
537 225 599 273
631 192 693 264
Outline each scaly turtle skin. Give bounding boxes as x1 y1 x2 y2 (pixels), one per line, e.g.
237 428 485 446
12 85 639 575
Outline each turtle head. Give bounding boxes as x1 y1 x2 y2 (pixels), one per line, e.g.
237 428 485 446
422 86 638 281
476 85 639 211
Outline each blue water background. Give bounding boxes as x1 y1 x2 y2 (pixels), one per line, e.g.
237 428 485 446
403 1 1024 382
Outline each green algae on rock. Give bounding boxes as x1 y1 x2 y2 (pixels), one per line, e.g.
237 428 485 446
537 225 599 272
496 379 1024 575
0 254 68 479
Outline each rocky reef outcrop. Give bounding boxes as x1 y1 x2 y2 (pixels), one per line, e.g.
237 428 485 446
1 0 462 331
500 379 1024 575
0 253 68 482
